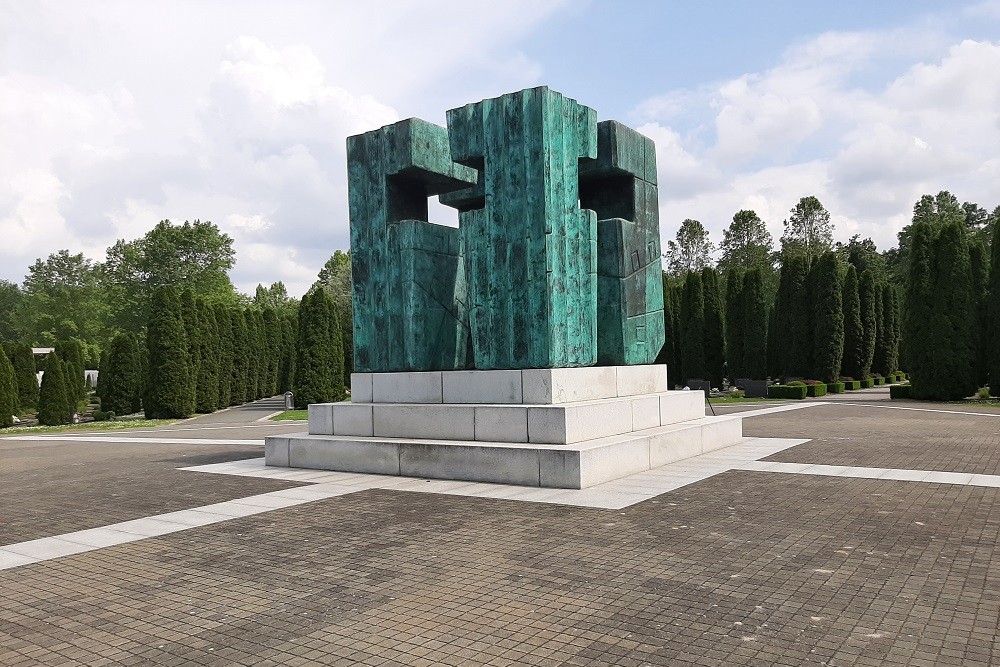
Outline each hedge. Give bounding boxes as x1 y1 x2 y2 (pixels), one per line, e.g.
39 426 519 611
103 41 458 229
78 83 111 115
827 382 845 394
860 378 875 388
843 380 862 390
873 376 885 386
806 383 827 397
890 384 911 399
768 384 808 399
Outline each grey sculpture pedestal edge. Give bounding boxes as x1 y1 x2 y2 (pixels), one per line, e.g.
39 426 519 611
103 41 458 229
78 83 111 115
264 366 745 489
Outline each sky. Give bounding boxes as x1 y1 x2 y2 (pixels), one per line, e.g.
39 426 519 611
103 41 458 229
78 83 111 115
3 0 1000 297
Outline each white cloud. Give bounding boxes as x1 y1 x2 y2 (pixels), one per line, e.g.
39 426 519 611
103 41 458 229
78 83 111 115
638 28 1000 255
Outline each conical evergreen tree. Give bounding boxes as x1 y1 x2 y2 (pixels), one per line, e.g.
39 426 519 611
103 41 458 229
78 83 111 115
701 267 725 388
37 352 70 425
95 346 110 400
904 222 936 391
670 282 683 386
811 251 843 383
180 289 199 414
294 291 333 407
102 333 143 415
253 309 268 398
278 313 296 394
230 308 250 405
328 297 345 396
785 254 812 377
243 308 260 400
875 284 900 376
968 237 989 389
913 221 976 399
56 339 85 403
858 269 877 379
741 268 768 380
841 265 863 379
0 345 17 427
766 303 780 379
724 268 745 382
6 344 38 411
214 304 234 408
145 286 194 419
679 271 706 384
195 300 220 413
263 308 280 397
989 221 1000 396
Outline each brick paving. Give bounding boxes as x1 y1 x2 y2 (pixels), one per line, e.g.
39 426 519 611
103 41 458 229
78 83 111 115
752 403 1000 475
1 401 999 665
0 439 302 544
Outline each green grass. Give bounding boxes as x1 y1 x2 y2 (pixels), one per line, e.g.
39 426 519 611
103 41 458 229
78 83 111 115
706 396 780 404
0 417 178 436
269 410 308 421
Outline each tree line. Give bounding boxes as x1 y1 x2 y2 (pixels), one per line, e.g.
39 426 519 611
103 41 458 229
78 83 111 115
0 218 355 426
659 191 997 400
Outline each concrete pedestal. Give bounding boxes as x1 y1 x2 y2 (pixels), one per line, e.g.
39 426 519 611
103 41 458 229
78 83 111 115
264 365 744 489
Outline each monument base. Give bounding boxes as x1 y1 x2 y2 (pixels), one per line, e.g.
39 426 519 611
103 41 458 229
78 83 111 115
264 365 745 489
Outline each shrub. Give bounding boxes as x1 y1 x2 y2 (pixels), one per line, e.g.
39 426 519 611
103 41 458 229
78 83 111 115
0 346 16 428
976 386 990 399
827 382 845 394
38 352 70 425
787 380 806 387
872 376 884 386
768 384 808 399
145 285 194 419
860 378 875 388
890 384 911 399
806 383 827 397
92 410 115 422
843 380 862 390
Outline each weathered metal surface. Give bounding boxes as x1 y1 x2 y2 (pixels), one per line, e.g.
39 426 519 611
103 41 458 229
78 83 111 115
580 121 665 365
347 89 663 372
347 118 477 372
442 87 598 370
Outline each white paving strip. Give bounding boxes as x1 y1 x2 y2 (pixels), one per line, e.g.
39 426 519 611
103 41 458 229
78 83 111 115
7 436 264 445
0 484 356 571
822 402 1000 418
736 460 1000 487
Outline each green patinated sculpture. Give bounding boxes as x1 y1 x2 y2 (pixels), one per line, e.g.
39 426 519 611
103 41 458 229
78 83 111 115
347 118 477 372
581 121 665 365
347 87 665 372
441 87 598 369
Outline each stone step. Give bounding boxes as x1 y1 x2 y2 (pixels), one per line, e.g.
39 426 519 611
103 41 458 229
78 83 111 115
308 390 706 445
350 364 667 405
265 414 744 489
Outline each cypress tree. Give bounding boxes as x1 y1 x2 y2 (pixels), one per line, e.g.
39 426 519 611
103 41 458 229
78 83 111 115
914 221 976 400
278 314 296 394
37 352 70 425
968 238 989 389
771 261 793 377
741 268 768 380
657 274 681 387
102 333 143 415
243 308 260 400
841 265 863 380
679 271 706 384
785 254 812 377
7 344 38 411
214 304 234 408
95 346 110 400
670 282 683 386
766 303 780 379
195 300 220 413
145 286 193 419
254 309 269 398
294 291 332 407
328 297 346 396
811 251 843 383
701 267 725 389
876 284 900 376
56 339 85 402
904 222 936 394
180 289 199 414
262 308 281 397
990 221 1000 396
858 269 877 379
0 345 16 427
724 268 745 382
230 308 250 405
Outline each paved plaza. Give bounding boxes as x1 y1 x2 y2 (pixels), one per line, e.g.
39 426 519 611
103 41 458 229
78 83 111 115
1 392 999 666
